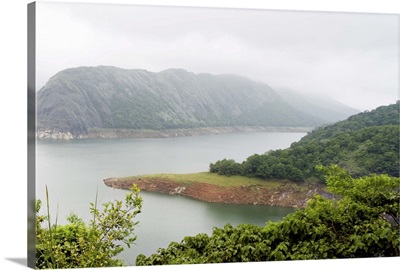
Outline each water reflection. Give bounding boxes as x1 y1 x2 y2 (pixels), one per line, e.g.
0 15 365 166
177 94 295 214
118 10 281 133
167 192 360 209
204 202 294 227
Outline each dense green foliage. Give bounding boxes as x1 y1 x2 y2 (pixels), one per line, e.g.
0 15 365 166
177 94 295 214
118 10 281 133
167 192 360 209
136 166 400 265
37 66 358 137
36 185 142 269
210 103 399 182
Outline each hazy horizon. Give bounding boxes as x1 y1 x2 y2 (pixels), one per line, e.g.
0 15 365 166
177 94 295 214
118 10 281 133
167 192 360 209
36 2 399 111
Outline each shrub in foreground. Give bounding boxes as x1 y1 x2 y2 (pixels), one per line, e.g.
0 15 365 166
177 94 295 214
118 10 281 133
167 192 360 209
36 185 142 269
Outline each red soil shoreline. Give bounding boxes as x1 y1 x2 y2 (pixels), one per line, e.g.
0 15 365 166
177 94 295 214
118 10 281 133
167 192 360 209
103 176 329 208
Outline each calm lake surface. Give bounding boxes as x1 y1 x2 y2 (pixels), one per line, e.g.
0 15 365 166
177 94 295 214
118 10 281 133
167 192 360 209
36 132 305 265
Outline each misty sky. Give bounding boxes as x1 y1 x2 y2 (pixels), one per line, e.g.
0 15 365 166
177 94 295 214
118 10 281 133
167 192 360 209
36 2 399 111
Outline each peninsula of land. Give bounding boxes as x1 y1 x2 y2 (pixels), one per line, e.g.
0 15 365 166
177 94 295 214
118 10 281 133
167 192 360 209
103 173 332 208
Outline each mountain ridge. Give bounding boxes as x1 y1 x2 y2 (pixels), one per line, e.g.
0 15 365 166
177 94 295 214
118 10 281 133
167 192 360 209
37 66 358 139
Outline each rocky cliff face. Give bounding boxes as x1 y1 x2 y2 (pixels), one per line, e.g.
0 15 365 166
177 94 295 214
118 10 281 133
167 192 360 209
37 66 330 139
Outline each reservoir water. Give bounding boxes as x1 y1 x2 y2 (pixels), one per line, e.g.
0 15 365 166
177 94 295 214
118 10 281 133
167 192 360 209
36 132 305 265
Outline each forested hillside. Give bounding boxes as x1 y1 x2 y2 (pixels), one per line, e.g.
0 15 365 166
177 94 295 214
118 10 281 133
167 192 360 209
210 103 399 182
37 66 356 138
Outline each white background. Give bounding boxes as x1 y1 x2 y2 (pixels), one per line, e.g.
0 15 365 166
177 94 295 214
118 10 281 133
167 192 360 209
0 1 399 270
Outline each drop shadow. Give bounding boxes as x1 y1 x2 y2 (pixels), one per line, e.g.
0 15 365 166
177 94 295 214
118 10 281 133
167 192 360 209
5 258 27 267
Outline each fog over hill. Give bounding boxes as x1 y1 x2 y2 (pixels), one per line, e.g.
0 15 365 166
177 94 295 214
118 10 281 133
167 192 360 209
37 66 359 139
275 88 360 123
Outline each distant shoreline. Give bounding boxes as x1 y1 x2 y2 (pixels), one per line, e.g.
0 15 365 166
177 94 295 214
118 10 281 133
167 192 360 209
37 126 313 140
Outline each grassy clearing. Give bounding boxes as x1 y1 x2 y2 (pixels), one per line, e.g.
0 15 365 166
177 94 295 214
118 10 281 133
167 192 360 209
123 172 300 189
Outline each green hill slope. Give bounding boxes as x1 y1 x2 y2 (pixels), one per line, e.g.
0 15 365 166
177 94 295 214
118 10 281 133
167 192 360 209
210 103 400 181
